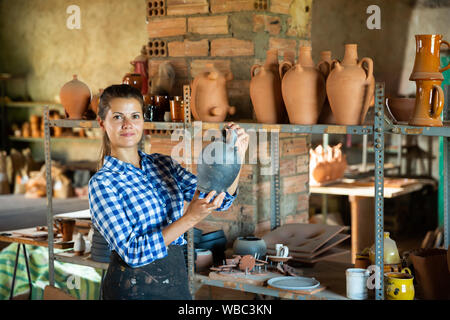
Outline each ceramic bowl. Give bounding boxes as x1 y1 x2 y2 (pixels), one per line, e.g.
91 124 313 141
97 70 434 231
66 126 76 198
385 97 415 122
233 236 267 257
200 229 225 242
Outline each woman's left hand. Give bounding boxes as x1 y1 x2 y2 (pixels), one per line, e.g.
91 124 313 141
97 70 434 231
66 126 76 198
226 122 249 162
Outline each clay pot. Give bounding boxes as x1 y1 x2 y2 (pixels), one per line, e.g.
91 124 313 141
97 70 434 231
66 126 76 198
195 249 213 272
317 51 335 124
409 80 444 127
250 49 286 124
90 89 103 115
280 46 326 125
233 236 267 257
385 97 415 123
59 75 91 120
410 34 450 81
410 248 450 300
326 44 375 125
55 219 75 242
190 63 236 122
123 73 143 92
74 232 86 256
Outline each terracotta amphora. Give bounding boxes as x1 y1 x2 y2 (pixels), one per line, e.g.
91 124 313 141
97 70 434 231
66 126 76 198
410 34 450 81
190 63 236 122
59 75 91 120
317 50 334 124
250 49 285 124
326 44 375 125
279 46 326 125
409 79 444 127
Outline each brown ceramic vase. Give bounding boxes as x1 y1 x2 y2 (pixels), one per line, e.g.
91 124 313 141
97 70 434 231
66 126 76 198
410 34 450 81
59 75 91 120
250 49 286 124
409 80 444 127
123 73 143 92
279 46 326 125
317 51 334 124
326 44 375 125
190 64 236 122
89 89 103 116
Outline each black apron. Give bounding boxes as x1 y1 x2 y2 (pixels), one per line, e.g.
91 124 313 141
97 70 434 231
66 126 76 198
102 245 192 300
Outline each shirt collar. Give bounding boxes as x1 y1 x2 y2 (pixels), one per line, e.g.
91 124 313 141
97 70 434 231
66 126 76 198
102 150 153 173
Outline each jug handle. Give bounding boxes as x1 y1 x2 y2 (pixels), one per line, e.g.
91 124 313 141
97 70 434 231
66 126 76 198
358 57 373 80
251 64 262 78
440 40 450 72
317 60 330 78
279 61 292 79
401 267 412 275
431 84 444 119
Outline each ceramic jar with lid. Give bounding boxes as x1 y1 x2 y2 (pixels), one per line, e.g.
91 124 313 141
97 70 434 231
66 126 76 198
233 236 267 257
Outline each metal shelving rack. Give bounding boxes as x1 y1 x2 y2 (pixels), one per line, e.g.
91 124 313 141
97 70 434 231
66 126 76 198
41 81 450 300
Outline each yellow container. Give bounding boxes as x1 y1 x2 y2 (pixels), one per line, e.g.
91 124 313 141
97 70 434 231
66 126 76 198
384 268 415 300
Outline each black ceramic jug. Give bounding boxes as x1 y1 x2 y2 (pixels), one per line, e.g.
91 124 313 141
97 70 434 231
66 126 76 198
196 127 241 193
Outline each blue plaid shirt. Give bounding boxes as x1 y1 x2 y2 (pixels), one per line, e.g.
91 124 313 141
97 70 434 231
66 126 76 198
88 150 236 268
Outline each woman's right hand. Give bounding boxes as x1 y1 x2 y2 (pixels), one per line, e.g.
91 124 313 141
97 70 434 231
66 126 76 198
184 190 225 223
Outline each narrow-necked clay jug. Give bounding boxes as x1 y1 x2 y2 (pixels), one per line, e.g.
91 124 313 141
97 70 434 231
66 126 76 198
326 44 375 125
196 128 241 193
191 63 236 122
250 49 285 124
59 75 91 120
317 51 335 124
279 46 326 125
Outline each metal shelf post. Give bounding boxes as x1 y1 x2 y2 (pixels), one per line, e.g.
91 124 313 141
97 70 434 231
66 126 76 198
374 83 385 300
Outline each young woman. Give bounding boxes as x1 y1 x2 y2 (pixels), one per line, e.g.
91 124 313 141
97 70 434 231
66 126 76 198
88 84 249 300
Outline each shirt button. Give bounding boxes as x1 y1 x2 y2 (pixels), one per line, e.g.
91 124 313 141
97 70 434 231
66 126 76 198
168 219 173 224
162 203 166 207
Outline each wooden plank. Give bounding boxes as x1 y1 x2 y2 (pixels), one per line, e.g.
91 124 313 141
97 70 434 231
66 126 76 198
208 271 278 286
267 233 350 258
310 181 425 198
290 248 349 264
263 223 345 254
0 231 73 249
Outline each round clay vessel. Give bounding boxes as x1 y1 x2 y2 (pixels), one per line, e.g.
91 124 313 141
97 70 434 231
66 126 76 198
59 75 91 120
317 51 335 124
233 236 267 257
279 46 326 125
250 49 286 124
191 64 236 122
385 97 415 122
326 44 375 125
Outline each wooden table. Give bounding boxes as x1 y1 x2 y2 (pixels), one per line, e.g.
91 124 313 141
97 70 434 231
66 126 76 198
310 179 432 263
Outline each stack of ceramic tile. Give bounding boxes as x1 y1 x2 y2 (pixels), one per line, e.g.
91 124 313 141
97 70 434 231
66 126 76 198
262 223 350 264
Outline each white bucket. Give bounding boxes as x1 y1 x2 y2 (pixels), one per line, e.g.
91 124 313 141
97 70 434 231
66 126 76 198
346 268 369 300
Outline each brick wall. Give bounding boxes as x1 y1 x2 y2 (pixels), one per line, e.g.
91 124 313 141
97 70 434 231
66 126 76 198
144 0 312 246
144 0 312 120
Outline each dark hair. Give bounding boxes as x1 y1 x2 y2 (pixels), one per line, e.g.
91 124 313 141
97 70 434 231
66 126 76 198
97 84 144 170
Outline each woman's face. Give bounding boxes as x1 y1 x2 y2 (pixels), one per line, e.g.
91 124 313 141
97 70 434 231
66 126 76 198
101 97 144 150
